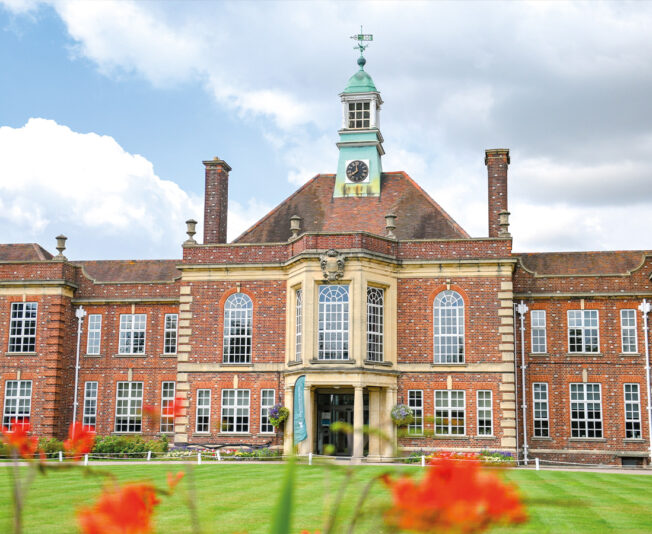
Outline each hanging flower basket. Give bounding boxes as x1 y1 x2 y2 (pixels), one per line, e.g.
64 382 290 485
391 404 414 427
269 404 289 428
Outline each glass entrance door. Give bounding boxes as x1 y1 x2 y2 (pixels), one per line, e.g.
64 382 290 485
315 391 368 456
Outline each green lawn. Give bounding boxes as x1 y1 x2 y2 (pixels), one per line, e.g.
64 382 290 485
0 463 651 533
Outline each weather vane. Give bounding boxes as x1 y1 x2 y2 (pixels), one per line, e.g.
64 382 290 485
350 26 373 62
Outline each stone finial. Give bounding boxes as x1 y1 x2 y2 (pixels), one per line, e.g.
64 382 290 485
184 219 198 246
54 234 67 261
385 213 397 239
498 210 511 238
289 215 302 240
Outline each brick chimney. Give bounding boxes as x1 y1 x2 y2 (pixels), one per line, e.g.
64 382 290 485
485 149 510 238
203 157 231 244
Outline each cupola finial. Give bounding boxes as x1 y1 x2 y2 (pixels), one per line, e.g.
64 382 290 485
350 26 373 71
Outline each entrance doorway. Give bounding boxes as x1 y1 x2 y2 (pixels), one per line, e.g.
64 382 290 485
315 390 368 456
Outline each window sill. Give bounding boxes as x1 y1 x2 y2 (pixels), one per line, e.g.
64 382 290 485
84 353 102 358
113 353 148 358
624 438 646 443
405 433 425 438
256 432 277 437
219 433 253 437
5 352 37 356
619 353 641 357
192 433 212 437
433 435 468 440
569 437 606 442
529 353 549 357
364 360 393 367
111 432 143 436
287 360 302 367
475 435 496 440
310 359 355 364
220 363 253 367
431 363 467 367
566 352 602 357
531 436 552 441
160 353 177 358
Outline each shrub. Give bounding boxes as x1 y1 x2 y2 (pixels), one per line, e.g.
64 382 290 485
38 437 64 456
92 435 169 457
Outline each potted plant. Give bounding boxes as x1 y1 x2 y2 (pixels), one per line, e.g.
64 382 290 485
391 404 414 427
268 404 289 429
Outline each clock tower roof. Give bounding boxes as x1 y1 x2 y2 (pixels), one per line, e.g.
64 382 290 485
343 68 378 94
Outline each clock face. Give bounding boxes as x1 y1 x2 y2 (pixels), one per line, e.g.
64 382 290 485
346 160 369 183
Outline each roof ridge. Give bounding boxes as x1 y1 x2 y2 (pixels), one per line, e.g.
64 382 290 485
233 174 328 243
388 171 470 238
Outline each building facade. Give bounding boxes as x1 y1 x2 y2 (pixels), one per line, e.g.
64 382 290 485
1 56 651 465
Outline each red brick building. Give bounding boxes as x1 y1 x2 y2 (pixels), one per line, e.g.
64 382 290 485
1 55 650 466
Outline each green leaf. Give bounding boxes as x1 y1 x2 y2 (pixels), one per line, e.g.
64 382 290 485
269 457 295 534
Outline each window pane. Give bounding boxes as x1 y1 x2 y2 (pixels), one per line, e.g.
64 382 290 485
223 294 253 364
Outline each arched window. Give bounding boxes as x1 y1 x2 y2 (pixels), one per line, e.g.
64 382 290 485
223 293 252 364
318 285 349 360
433 290 465 363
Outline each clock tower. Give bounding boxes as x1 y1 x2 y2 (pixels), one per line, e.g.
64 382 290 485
334 32 384 198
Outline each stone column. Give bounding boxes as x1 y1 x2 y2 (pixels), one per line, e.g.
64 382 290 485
383 386 397 459
368 388 381 459
352 385 364 461
283 385 294 456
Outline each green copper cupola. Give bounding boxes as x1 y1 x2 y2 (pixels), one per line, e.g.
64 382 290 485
334 32 384 198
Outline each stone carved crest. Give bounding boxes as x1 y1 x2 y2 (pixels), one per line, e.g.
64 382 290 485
320 249 345 282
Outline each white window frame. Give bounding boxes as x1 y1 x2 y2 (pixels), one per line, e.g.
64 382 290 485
3 380 32 430
8 302 37 353
221 389 250 434
477 390 493 436
570 383 602 438
532 383 549 438
568 310 599 353
434 390 465 436
114 381 143 433
433 291 465 364
223 293 253 364
366 287 384 362
620 310 638 354
196 389 211 433
531 310 547 353
407 390 423 435
118 314 146 355
624 383 642 439
160 381 176 433
83 381 98 430
260 389 275 434
164 314 178 354
86 314 102 355
347 101 371 129
295 289 302 362
318 285 350 360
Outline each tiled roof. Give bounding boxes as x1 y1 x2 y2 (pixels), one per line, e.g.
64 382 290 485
234 172 469 243
518 251 647 276
77 260 181 283
0 243 53 261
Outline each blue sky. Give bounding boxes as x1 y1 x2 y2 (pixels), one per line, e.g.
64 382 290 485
1 1 651 259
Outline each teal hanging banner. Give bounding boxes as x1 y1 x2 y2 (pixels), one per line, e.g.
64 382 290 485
293 375 307 445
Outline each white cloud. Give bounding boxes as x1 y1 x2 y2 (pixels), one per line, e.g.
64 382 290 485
228 198 273 242
0 118 203 258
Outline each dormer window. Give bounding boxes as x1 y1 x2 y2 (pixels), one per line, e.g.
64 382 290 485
348 102 370 129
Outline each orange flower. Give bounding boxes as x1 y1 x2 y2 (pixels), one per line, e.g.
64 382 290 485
77 482 160 534
166 471 185 491
162 395 185 419
1 420 38 459
63 422 96 459
382 452 526 533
